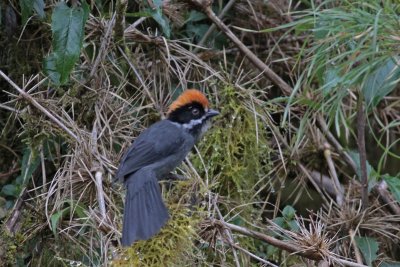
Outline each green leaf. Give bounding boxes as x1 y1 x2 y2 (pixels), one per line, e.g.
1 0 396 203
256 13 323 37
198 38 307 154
383 175 400 202
288 220 300 232
323 67 341 96
19 148 41 184
20 0 33 24
355 236 379 266
1 184 17 197
43 53 61 84
44 1 89 85
20 0 45 23
186 10 207 23
272 217 285 228
314 16 330 40
380 261 400 267
50 207 70 236
33 0 45 19
282 205 296 220
362 57 400 107
146 0 170 38
65 200 87 219
348 151 377 191
186 23 209 41
150 10 170 38
50 201 88 236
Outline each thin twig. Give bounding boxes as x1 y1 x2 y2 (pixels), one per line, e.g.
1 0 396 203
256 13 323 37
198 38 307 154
214 197 241 267
190 0 293 96
124 17 147 33
0 70 79 141
91 116 107 222
193 0 236 53
95 170 107 221
356 96 368 210
214 219 321 260
374 181 400 216
89 13 116 78
0 103 20 113
40 145 46 194
0 167 20 179
299 164 336 200
230 242 279 267
349 229 364 265
117 47 159 113
323 143 344 206
316 115 357 173
5 188 27 233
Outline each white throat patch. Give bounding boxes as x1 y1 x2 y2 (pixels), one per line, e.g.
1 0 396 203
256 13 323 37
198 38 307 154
182 114 207 130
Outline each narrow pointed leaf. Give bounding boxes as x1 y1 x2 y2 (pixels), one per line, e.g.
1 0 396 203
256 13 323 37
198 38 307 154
355 236 379 266
362 57 400 107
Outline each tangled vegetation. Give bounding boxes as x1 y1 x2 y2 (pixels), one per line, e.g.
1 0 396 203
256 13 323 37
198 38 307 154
0 0 400 266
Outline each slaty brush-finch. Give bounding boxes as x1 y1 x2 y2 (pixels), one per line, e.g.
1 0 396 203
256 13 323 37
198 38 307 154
116 89 219 246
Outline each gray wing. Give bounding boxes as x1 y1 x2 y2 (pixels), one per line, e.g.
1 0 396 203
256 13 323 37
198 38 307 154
115 120 185 182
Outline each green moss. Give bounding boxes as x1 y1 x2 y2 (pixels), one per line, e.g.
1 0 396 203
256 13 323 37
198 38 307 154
114 204 199 267
0 230 17 265
194 85 272 201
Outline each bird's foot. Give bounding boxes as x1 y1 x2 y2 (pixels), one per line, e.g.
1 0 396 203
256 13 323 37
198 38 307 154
164 173 188 181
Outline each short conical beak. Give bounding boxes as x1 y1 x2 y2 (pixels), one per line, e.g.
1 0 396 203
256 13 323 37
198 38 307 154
206 109 219 118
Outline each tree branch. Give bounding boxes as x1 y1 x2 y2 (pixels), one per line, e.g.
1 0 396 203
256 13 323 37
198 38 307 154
189 0 293 96
214 219 321 260
213 219 367 267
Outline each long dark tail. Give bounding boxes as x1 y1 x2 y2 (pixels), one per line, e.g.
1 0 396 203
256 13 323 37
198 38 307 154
122 173 169 246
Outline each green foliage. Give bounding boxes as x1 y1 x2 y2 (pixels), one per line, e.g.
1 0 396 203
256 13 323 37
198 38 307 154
147 0 171 38
50 200 87 236
355 236 379 266
380 262 400 267
19 0 45 24
383 175 400 202
362 57 400 107
184 10 227 48
348 151 377 191
273 205 299 232
44 1 89 85
289 0 400 132
0 230 18 265
0 148 40 205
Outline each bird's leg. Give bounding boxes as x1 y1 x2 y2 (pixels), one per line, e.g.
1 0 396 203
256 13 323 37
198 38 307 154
163 172 188 181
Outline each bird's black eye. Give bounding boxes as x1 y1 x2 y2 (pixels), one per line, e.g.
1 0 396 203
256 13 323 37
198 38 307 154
192 108 200 116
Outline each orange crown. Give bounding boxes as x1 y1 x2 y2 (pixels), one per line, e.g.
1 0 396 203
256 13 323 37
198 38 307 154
168 89 209 113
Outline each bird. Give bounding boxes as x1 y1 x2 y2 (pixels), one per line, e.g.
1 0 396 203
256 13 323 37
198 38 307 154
116 89 219 246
